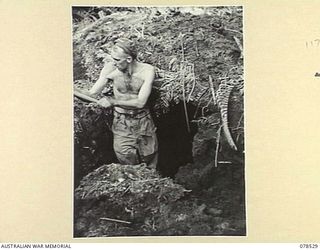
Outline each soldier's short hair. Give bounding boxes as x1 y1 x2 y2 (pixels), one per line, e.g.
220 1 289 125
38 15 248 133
113 38 137 60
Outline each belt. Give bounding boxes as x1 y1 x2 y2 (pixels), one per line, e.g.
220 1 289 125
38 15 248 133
114 107 150 118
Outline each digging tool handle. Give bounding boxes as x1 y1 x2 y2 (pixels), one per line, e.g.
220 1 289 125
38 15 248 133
74 89 99 103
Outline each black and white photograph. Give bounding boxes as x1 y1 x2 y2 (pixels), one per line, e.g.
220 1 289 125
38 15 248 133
73 6 245 237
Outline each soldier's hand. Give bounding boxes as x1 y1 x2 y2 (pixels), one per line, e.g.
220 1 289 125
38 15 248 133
88 102 98 109
97 97 112 108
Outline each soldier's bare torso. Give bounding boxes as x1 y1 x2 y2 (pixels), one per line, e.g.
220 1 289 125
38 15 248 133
107 62 152 110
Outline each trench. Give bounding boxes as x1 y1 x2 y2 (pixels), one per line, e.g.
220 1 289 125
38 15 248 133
74 102 198 186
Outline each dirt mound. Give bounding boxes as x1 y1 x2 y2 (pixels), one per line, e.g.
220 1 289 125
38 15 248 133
74 161 245 237
74 163 188 237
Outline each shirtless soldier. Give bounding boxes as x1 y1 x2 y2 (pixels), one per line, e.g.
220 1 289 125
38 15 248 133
83 38 158 169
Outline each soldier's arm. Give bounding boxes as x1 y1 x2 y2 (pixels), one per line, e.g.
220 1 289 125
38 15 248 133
78 62 114 97
89 62 115 97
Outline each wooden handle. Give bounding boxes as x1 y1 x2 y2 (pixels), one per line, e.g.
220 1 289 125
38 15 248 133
74 89 98 103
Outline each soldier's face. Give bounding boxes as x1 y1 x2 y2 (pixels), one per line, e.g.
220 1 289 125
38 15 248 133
111 48 131 72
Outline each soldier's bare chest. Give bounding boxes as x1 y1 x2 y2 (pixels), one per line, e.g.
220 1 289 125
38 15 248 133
113 73 144 94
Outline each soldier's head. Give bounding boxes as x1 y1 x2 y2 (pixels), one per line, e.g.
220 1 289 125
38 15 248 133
111 38 137 72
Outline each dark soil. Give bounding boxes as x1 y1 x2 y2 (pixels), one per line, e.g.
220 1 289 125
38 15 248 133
74 161 245 237
74 100 246 237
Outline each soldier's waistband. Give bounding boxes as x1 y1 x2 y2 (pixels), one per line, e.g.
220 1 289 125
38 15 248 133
114 107 150 117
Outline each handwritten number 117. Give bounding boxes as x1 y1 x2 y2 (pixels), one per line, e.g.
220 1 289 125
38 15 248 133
306 39 320 48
